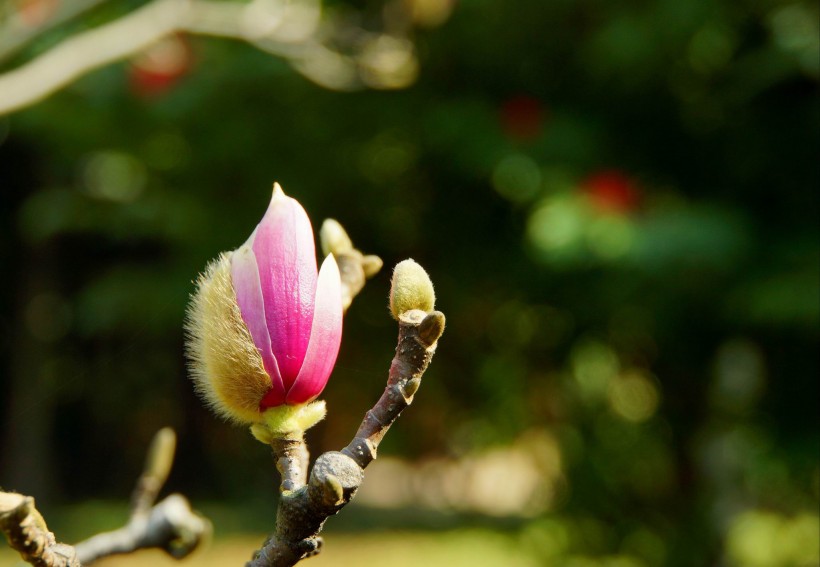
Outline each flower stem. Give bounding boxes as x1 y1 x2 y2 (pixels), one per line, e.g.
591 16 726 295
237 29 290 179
270 434 309 493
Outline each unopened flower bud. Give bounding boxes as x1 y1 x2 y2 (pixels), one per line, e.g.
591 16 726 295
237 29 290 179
361 255 384 278
320 219 354 257
389 259 435 319
186 184 343 429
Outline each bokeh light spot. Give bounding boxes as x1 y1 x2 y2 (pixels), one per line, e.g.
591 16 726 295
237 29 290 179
769 3 820 77
492 153 542 203
408 0 455 28
129 35 191 97
621 528 667 566
710 338 765 414
527 196 585 251
726 510 820 567
571 340 619 403
521 518 570 559
82 150 146 203
359 36 419 90
608 370 660 423
586 215 635 260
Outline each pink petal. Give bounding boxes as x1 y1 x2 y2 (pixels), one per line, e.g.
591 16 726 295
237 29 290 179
252 186 318 388
285 254 343 405
231 241 285 405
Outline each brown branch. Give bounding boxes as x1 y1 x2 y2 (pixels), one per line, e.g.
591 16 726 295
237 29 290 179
1 428 209 566
0 0 189 116
248 307 446 567
73 494 209 564
342 309 445 468
0 0 419 116
74 427 210 564
0 492 80 567
270 434 309 493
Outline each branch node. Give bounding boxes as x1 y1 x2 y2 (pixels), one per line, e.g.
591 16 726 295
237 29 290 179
309 452 364 511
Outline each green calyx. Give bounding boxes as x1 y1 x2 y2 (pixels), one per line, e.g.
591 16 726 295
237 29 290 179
250 400 327 443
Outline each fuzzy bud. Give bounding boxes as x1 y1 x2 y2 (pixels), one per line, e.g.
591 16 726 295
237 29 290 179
186 184 343 429
389 259 435 319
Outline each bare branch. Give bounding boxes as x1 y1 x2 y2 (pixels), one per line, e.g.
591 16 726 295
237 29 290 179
74 494 209 564
0 492 80 567
0 0 110 63
342 309 446 468
248 307 446 566
0 0 418 116
1 427 206 567
0 0 188 116
270 435 309 493
73 427 210 565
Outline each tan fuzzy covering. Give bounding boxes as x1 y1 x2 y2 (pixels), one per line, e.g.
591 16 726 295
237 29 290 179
389 259 435 319
185 252 270 424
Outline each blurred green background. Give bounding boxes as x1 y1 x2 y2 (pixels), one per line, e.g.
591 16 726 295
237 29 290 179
0 0 818 565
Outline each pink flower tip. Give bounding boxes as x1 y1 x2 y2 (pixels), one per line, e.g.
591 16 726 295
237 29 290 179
231 184 343 409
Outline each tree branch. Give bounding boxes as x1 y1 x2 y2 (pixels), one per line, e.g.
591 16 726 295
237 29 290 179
270 434 309 493
74 427 210 564
0 0 110 63
342 309 446 469
1 428 210 566
0 0 189 116
0 0 418 116
73 494 209 564
248 307 446 567
0 492 80 567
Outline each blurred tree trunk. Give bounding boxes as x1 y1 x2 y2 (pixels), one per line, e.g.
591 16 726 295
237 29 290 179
2 243 57 504
0 136 56 504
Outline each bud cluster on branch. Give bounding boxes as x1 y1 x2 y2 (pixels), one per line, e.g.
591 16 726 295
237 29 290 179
0 182 446 567
185 183 444 565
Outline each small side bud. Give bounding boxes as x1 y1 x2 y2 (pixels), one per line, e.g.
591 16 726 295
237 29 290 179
418 311 446 346
143 428 176 486
320 219 353 257
402 377 421 398
319 474 345 507
389 259 435 319
361 255 384 278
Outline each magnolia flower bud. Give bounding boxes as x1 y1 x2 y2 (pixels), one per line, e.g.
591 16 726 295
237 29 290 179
320 219 354 257
389 259 435 319
186 184 343 428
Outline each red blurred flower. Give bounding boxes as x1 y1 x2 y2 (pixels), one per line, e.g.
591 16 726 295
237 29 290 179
582 170 641 214
499 95 546 142
128 35 192 98
15 0 59 27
